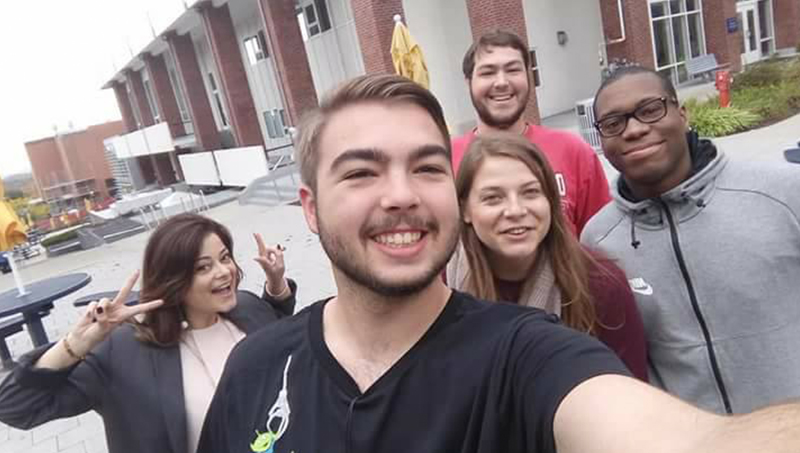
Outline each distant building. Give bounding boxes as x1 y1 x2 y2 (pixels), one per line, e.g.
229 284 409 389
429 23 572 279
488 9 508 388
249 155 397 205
103 0 800 174
24 121 124 214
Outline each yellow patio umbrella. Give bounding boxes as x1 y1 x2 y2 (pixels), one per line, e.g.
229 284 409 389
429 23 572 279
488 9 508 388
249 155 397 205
0 178 27 251
390 15 430 90
0 176 29 295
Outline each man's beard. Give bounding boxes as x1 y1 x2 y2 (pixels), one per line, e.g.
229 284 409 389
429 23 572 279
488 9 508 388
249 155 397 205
316 210 460 299
470 88 529 130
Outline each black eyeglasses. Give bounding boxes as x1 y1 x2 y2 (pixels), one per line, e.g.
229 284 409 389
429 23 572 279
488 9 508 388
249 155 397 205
594 97 674 138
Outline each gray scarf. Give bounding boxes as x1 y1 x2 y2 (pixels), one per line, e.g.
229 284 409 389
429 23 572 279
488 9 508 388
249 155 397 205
446 244 562 316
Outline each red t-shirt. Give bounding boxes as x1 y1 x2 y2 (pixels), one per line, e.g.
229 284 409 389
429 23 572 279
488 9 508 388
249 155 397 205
451 125 611 235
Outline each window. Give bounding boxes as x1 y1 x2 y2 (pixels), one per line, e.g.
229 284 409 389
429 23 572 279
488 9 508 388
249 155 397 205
263 109 287 139
757 0 774 57
528 49 541 87
126 83 143 127
296 0 332 40
167 65 191 124
143 78 160 123
208 72 228 128
649 0 706 84
244 31 269 65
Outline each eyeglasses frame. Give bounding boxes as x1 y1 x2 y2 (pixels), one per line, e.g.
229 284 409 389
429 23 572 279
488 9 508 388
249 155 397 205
593 97 678 138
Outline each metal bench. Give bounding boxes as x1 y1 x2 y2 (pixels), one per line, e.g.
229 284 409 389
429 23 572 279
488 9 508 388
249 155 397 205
0 314 26 370
686 54 729 81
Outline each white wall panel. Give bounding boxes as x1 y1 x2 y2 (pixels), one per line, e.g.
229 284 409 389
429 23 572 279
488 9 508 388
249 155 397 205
523 0 604 117
302 0 366 100
143 122 174 154
125 130 150 157
111 136 132 159
404 0 475 134
179 152 221 186
214 146 269 187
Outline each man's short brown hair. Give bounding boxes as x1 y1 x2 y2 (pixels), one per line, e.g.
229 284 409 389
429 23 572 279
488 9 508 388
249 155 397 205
462 30 530 79
296 74 451 193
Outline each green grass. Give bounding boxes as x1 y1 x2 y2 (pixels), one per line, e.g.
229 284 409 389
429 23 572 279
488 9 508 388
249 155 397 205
41 228 81 248
685 99 760 137
685 56 800 137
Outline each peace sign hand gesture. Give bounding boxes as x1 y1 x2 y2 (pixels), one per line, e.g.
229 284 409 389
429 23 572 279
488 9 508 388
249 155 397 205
68 271 163 359
35 271 164 370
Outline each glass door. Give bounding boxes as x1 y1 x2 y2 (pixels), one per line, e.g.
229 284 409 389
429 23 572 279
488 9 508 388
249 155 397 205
737 1 761 65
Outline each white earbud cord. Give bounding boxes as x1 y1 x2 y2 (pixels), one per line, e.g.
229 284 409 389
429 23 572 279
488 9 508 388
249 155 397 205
265 354 293 440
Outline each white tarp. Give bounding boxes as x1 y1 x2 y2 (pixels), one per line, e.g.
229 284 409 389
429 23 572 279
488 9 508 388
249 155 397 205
179 152 221 186
214 146 269 187
111 189 172 215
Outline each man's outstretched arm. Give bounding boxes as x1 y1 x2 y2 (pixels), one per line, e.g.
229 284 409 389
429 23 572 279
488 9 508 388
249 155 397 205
554 374 799 453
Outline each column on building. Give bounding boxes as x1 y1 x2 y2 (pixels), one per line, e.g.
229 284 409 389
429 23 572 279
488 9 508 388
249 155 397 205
350 0 403 75
143 53 186 138
702 0 743 72
126 69 156 127
110 82 149 189
198 2 263 147
129 69 173 186
111 81 138 133
774 0 800 50
144 52 185 185
464 0 540 124
164 31 222 151
258 0 319 126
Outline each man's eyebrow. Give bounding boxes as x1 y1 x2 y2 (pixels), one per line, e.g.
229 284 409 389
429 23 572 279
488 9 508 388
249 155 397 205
329 145 448 172
411 144 449 162
475 62 499 71
329 148 388 172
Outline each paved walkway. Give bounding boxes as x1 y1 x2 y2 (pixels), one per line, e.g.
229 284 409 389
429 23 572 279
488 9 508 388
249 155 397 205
1 110 798 453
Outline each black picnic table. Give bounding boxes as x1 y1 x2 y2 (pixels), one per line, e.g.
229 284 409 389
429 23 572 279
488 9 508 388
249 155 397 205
73 290 139 307
0 273 91 347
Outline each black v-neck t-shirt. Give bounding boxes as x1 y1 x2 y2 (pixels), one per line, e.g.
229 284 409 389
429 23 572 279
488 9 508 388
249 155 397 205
198 291 628 453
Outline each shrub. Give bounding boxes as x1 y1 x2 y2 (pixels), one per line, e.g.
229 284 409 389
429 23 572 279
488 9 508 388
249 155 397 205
732 81 800 122
685 99 760 137
731 60 784 89
41 229 80 248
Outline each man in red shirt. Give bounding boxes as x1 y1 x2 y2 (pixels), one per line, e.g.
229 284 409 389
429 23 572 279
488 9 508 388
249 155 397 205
453 30 610 234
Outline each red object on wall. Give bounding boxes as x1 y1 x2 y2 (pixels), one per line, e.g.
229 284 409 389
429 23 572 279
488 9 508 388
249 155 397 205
715 70 732 108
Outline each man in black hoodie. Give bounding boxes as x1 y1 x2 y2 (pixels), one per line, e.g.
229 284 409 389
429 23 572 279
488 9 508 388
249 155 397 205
198 74 800 453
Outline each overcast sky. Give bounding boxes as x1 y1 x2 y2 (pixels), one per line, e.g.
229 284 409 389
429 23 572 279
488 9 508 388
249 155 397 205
0 0 191 178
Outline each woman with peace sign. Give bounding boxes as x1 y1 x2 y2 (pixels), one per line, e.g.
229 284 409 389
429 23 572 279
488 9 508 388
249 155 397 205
0 213 296 453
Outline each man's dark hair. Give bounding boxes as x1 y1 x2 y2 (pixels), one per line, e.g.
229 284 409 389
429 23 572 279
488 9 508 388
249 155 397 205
593 65 678 117
462 30 530 79
296 74 451 193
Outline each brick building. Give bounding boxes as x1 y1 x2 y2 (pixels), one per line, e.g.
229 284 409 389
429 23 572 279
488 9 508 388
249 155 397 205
105 0 799 181
24 121 124 214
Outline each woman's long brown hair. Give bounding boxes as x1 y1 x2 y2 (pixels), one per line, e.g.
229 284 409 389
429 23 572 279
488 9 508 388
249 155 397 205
456 133 600 334
133 213 243 346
